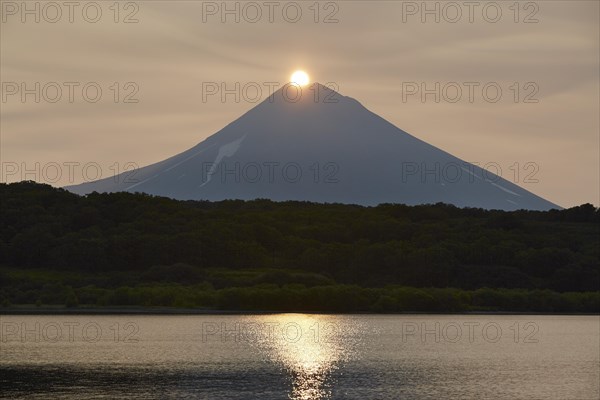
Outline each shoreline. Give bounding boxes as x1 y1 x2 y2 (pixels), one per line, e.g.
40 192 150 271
1 306 598 316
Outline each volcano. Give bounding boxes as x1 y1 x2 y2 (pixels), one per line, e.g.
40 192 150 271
66 83 559 211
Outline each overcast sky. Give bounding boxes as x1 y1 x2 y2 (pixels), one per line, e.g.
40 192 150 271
1 0 598 207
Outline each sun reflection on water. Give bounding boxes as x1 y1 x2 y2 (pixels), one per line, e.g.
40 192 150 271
250 314 358 400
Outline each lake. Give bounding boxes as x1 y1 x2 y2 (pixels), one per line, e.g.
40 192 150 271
1 314 598 399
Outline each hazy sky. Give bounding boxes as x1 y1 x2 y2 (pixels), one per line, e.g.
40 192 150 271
1 0 598 207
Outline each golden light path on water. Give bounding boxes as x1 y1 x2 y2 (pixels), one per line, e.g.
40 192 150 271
248 314 361 400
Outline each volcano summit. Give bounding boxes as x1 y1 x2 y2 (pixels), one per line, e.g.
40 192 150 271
67 83 559 211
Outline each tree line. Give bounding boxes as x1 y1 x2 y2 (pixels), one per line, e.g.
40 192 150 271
0 182 598 311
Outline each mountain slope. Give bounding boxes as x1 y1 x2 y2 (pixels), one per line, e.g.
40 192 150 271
66 83 559 211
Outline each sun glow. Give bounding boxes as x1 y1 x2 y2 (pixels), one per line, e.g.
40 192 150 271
290 70 310 86
252 314 360 400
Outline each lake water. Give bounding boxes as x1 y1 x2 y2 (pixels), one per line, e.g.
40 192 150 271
1 314 598 399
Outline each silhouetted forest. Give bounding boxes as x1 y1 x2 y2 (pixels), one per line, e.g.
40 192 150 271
1 182 598 312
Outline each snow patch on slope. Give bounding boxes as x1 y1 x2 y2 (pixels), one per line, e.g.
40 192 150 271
199 135 246 187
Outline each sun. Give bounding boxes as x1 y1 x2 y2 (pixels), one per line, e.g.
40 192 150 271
290 70 310 86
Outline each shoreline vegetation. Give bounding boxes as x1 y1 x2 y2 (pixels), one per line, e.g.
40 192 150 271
2 308 599 316
0 268 598 313
1 281 598 314
1 182 598 314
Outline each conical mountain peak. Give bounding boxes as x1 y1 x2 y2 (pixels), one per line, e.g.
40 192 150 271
66 85 559 211
246 82 363 118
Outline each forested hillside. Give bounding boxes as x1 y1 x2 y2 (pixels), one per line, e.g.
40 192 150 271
1 182 598 312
